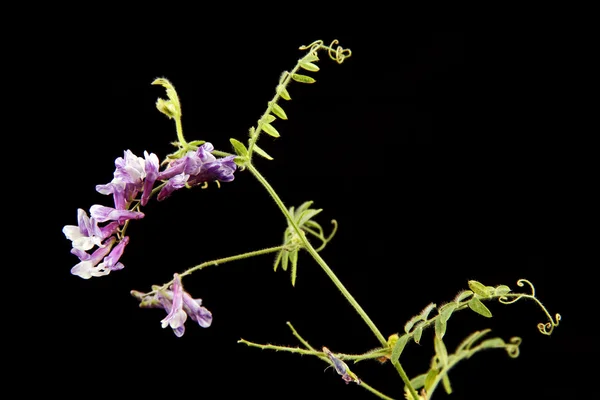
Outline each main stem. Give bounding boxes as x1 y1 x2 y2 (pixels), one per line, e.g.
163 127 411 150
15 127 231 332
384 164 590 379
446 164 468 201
248 163 420 400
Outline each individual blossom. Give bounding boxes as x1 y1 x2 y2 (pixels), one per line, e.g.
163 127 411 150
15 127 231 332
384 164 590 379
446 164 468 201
134 273 212 337
96 150 160 206
156 143 237 201
90 204 145 224
157 173 189 202
141 151 160 206
63 208 119 251
70 236 130 279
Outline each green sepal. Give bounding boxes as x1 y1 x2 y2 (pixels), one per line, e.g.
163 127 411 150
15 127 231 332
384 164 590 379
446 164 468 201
292 74 316 84
188 140 206 147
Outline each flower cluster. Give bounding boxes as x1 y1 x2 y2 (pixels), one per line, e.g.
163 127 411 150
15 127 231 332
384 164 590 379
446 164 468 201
132 273 213 337
63 143 236 279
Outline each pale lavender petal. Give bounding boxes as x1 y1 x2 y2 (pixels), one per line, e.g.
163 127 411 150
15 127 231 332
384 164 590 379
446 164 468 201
157 173 189 201
161 274 185 330
90 204 145 224
182 294 213 328
141 151 160 206
100 236 129 271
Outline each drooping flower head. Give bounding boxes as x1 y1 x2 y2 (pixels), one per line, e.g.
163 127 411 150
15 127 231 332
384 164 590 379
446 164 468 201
134 273 213 337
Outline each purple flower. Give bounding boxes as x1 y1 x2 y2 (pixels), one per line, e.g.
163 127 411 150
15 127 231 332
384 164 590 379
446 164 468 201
63 209 119 251
137 273 212 337
157 173 189 201
155 143 237 200
70 236 115 279
90 204 145 224
141 151 159 206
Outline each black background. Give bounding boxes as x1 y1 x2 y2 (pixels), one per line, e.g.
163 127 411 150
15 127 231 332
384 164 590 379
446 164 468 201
33 8 592 400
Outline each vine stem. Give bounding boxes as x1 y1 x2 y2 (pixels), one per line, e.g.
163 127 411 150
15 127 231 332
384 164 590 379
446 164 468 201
143 245 285 296
247 163 420 400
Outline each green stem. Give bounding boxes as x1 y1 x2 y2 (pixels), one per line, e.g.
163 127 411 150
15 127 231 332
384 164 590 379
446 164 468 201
248 163 385 344
247 163 420 400
146 245 285 296
175 115 187 147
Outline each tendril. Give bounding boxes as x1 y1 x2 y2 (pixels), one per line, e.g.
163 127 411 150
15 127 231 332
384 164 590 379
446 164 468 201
498 279 561 336
505 337 522 358
327 39 352 64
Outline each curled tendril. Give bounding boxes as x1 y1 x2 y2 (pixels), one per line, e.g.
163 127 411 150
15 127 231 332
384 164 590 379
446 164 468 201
327 39 352 64
313 220 339 252
505 337 522 358
298 39 351 64
498 279 561 336
538 313 561 335
299 40 324 53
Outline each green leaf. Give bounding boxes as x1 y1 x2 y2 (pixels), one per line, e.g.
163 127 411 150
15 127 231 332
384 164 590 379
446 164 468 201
290 250 298 286
442 374 453 394
455 290 474 303
303 54 319 63
298 209 323 226
479 338 506 349
468 280 493 298
424 369 438 392
263 114 276 124
468 297 493 318
188 140 206 146
494 285 511 296
440 303 457 323
273 251 283 271
229 138 248 157
409 373 427 390
276 85 291 100
294 201 314 219
420 303 436 320
456 329 491 353
434 336 448 367
270 102 288 120
292 74 316 84
299 61 320 72
281 250 289 271
253 144 273 160
404 316 421 334
391 334 410 363
435 317 447 340
261 122 280 138
413 325 423 344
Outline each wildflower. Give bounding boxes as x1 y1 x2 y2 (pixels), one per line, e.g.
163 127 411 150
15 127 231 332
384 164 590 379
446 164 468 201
63 208 119 251
156 143 237 200
141 151 160 206
136 273 212 337
89 204 145 224
323 346 361 385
